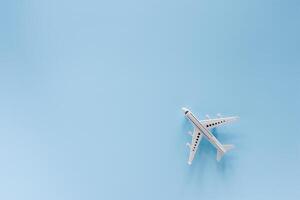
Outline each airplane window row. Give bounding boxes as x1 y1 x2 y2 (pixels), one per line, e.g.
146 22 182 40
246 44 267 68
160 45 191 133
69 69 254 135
194 120 226 150
206 120 225 127
192 133 201 151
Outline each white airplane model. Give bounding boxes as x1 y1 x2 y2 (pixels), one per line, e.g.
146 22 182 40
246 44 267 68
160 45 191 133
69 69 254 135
182 107 239 165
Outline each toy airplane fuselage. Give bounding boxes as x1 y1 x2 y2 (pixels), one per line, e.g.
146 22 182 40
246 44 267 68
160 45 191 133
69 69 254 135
182 107 238 165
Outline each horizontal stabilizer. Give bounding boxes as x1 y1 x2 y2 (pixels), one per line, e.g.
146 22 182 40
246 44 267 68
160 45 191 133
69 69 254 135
223 144 234 152
216 144 234 161
216 150 224 161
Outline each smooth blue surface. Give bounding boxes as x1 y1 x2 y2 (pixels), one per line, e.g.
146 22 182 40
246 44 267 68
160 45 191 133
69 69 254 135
1 0 300 199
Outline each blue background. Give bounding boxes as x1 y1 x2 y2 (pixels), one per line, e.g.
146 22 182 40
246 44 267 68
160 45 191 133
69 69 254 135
1 0 300 199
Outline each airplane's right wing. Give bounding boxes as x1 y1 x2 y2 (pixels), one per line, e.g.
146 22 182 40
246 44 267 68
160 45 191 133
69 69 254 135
186 127 203 165
200 116 239 130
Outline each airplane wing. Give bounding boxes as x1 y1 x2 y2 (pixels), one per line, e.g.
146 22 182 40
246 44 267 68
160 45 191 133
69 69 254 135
187 127 203 165
200 116 238 130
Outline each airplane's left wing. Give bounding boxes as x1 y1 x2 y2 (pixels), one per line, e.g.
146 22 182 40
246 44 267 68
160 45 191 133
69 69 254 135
200 116 238 129
186 127 203 165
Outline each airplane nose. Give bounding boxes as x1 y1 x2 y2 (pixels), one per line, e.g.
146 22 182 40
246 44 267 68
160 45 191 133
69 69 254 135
182 107 189 114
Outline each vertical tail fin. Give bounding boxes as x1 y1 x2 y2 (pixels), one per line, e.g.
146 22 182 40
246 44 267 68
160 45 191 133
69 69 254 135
216 144 234 161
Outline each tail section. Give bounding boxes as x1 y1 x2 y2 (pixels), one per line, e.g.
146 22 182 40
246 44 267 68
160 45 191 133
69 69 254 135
223 144 234 151
216 144 234 161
